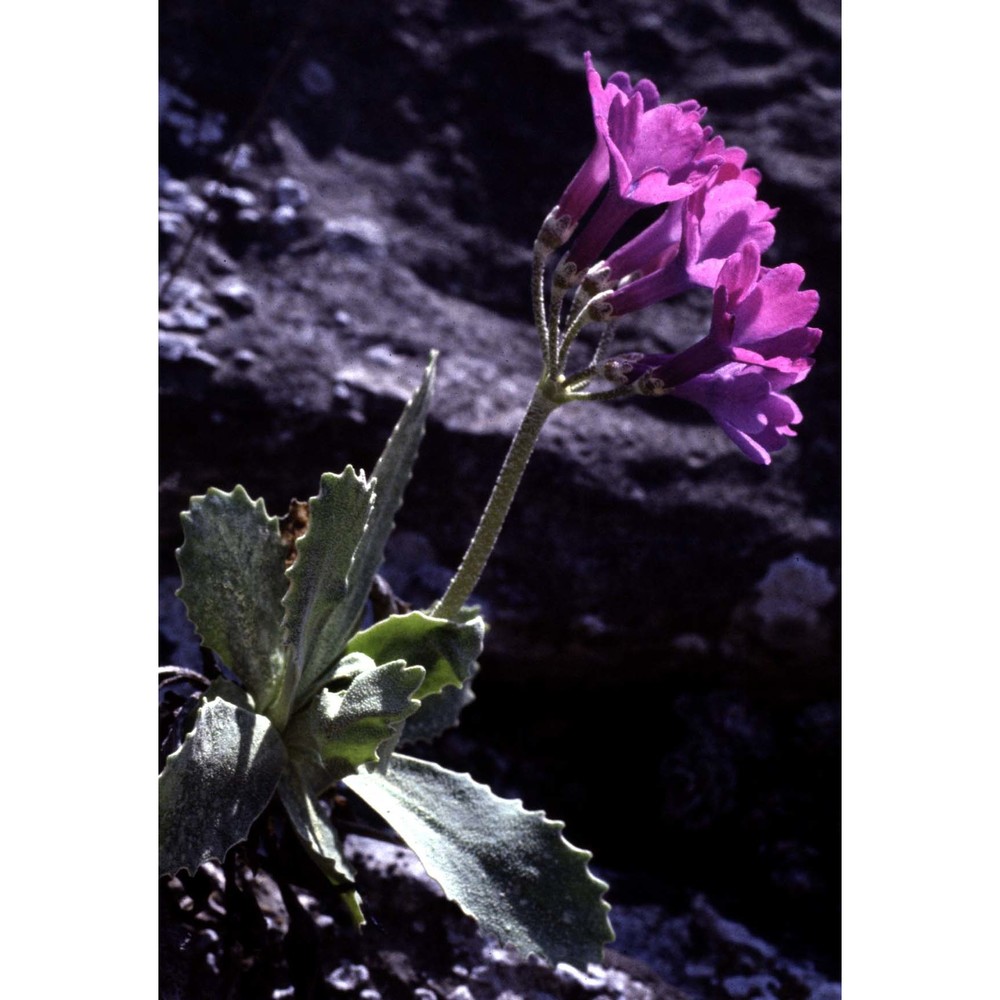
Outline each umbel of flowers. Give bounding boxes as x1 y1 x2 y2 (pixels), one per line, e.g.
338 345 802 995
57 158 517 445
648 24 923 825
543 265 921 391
434 52 822 619
532 51 821 466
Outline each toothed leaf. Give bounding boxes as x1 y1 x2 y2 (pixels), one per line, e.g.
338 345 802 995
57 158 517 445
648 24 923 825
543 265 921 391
290 356 438 710
351 351 437 604
159 695 286 876
176 486 287 711
203 677 255 712
399 603 484 745
297 645 379 702
282 468 375 697
278 766 364 926
285 656 425 782
345 611 484 703
400 663 479 746
345 755 614 969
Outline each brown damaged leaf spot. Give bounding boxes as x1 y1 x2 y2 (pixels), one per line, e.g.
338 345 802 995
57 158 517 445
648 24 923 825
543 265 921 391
279 499 310 567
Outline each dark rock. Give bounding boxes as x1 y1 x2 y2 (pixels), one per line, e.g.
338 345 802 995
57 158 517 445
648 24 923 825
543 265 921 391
321 216 388 257
202 180 257 210
212 275 257 315
273 176 310 209
160 177 209 224
158 210 189 242
159 175 189 201
299 58 336 97
606 894 839 1000
158 274 204 309
720 974 781 999
160 826 838 1000
158 575 201 669
158 331 219 369
159 276 225 331
160 79 228 152
236 206 264 227
754 553 836 637
271 204 297 227
206 245 237 273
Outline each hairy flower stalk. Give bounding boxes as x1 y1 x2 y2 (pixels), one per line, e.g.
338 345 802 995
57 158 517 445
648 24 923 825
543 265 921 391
434 51 822 619
432 383 559 620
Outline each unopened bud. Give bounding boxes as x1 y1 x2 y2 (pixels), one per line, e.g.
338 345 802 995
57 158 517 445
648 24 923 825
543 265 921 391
587 298 614 323
536 207 577 252
581 263 614 297
553 258 581 292
602 353 644 385
636 373 669 396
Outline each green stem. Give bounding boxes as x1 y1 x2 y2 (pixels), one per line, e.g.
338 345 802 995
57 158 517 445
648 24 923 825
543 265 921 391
531 239 552 362
564 383 636 403
432 383 560 620
546 270 572 367
590 320 619 369
562 365 598 391
557 289 613 371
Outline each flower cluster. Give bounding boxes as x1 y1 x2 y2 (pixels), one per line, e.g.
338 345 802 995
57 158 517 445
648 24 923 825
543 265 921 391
538 53 821 465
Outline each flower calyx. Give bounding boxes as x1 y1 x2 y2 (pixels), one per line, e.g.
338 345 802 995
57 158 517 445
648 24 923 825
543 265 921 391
536 207 577 255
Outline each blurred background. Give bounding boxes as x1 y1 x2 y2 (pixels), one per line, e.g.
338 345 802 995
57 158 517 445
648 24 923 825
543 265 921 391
160 0 840 987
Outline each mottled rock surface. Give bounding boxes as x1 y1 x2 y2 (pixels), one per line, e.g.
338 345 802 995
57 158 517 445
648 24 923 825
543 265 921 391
160 831 840 1000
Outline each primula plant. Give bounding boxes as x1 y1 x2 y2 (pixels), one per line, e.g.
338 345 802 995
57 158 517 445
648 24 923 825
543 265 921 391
160 51 821 971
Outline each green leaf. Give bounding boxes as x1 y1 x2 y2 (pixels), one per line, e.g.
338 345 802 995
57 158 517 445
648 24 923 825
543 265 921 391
176 486 288 712
159 695 287 876
317 650 376 688
285 657 425 782
203 677 255 711
282 468 375 698
290 355 438 710
277 765 364 927
351 351 437 610
345 611 484 703
399 602 485 745
345 755 614 969
400 662 479 746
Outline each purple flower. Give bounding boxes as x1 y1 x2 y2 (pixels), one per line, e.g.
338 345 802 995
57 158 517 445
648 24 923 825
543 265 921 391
707 243 821 373
604 157 778 314
602 354 806 465
601 245 821 464
541 54 822 466
556 53 662 229
616 244 820 388
554 54 723 272
673 364 806 464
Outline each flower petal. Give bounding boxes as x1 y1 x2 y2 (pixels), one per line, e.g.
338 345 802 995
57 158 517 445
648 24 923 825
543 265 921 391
733 264 820 344
671 363 804 464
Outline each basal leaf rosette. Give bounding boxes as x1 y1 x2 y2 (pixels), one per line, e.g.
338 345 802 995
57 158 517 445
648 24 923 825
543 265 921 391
162 356 442 883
